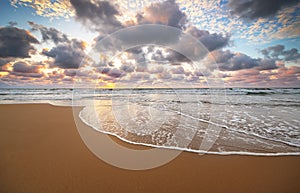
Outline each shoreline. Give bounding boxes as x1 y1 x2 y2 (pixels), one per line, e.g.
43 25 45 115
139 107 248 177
78 105 300 156
1 104 300 193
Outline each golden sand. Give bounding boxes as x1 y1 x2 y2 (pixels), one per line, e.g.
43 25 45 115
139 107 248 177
0 104 299 193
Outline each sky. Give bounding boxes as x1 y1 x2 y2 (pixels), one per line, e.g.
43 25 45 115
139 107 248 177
0 0 299 88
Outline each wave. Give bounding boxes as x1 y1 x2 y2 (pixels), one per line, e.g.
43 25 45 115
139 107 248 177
78 106 300 156
157 108 300 148
245 91 274 95
1 87 299 156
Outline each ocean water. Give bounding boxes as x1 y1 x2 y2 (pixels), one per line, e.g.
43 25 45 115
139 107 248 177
1 87 300 155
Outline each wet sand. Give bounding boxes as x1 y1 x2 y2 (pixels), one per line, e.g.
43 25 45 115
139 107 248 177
0 104 299 193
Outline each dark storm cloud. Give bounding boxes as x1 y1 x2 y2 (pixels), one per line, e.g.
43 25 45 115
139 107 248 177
42 39 86 69
136 0 187 29
0 27 39 58
228 0 300 20
213 50 279 71
261 45 300 61
185 27 230 52
70 0 122 33
28 21 68 44
0 58 12 72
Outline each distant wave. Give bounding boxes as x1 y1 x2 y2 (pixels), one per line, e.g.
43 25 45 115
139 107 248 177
245 91 274 95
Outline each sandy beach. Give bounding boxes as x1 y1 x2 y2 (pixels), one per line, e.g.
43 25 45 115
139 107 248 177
0 104 300 193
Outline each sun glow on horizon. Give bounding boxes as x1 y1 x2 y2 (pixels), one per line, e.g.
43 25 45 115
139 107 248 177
96 81 115 89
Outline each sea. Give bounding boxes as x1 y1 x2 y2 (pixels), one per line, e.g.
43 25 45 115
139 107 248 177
1 87 299 156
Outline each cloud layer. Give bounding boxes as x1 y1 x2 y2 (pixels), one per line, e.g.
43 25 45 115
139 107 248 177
1 0 299 88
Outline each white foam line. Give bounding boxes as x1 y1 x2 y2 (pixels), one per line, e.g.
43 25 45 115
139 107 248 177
78 106 300 157
163 108 300 148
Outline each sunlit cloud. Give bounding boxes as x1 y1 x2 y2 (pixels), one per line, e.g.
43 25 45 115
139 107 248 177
11 0 74 18
1 0 299 88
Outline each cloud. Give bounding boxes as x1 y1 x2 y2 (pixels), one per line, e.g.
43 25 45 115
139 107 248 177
261 44 300 61
42 39 86 69
0 27 39 58
128 72 151 82
70 0 122 33
92 1 230 67
170 66 185 74
8 21 18 27
279 66 300 75
29 23 87 69
165 50 191 63
212 50 278 71
94 24 182 53
157 71 172 79
10 61 43 78
28 21 69 44
0 58 10 67
120 63 135 73
64 69 93 78
193 68 211 77
64 69 78 77
11 0 73 18
149 48 191 63
228 0 300 20
105 68 125 78
136 0 186 29
149 66 164 74
185 26 230 52
13 62 40 73
218 51 259 71
256 59 278 70
225 65 300 87
97 66 125 78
